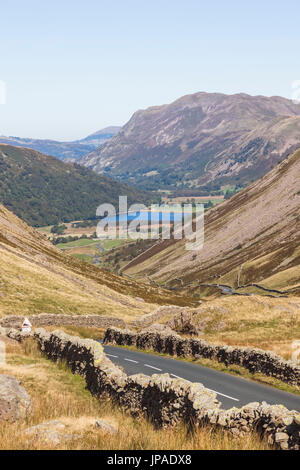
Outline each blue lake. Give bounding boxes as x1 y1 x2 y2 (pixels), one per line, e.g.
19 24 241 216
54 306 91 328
103 211 191 224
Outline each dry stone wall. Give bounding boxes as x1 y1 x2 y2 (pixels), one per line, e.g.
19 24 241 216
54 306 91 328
0 314 126 330
32 328 220 429
129 306 189 329
4 327 300 449
104 327 300 387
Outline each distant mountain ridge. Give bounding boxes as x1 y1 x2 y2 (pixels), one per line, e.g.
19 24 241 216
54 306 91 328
0 144 154 226
0 126 121 162
80 92 300 192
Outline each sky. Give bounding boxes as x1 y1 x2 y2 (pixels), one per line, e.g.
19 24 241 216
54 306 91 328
0 0 300 140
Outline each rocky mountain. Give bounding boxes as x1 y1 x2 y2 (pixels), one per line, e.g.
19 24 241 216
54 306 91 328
0 144 155 227
78 127 121 148
0 126 121 162
124 148 300 294
80 93 300 192
0 203 190 318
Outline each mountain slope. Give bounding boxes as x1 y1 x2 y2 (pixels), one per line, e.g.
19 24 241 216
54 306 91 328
81 92 300 191
0 126 121 162
124 148 300 294
78 127 121 147
0 144 154 226
0 203 192 318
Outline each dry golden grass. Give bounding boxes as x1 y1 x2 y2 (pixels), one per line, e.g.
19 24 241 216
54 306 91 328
160 295 300 360
0 247 156 320
0 339 271 450
44 325 106 341
0 201 194 322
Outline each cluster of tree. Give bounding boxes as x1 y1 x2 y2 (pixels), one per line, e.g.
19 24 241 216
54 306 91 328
204 200 214 209
51 233 97 245
224 185 243 200
71 220 96 229
51 224 67 235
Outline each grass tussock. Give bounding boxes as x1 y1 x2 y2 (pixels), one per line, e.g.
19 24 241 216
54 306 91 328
0 339 271 450
44 325 105 341
159 295 300 360
0 247 156 320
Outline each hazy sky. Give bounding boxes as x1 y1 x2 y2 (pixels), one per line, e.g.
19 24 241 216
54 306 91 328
0 0 299 140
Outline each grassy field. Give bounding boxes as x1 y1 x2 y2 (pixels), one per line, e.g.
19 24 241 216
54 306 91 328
37 225 53 234
0 338 270 450
56 237 128 254
71 253 94 263
54 234 157 274
56 238 134 270
0 246 157 319
57 238 128 249
158 295 300 361
56 239 100 249
161 195 224 203
43 325 107 340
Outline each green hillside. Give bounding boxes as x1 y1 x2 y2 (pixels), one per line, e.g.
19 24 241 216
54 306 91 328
0 144 156 226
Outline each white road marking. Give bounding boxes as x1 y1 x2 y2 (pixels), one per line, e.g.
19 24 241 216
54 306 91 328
144 364 162 371
206 388 239 402
106 350 239 402
170 375 239 402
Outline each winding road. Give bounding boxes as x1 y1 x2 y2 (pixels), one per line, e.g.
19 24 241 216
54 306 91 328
102 343 300 411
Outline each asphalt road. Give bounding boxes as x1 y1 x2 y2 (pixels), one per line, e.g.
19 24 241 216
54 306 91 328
102 343 300 411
